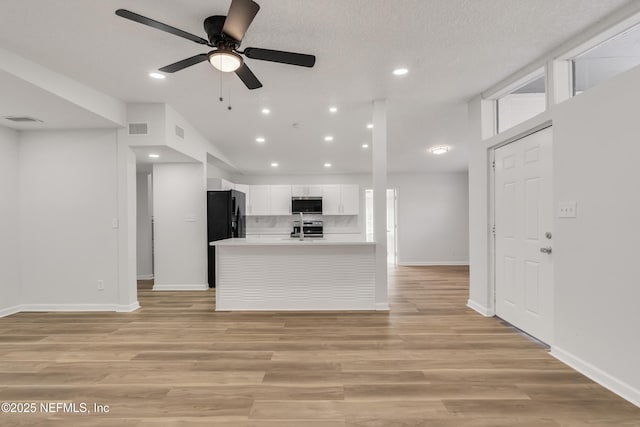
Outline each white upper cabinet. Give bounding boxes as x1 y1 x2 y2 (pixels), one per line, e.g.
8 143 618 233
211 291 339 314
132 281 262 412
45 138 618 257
321 185 341 215
270 185 292 215
322 184 359 215
237 183 359 216
340 185 360 215
291 185 323 197
248 185 270 216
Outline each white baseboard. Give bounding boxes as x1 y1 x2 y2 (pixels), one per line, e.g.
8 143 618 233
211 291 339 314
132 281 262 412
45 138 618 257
0 305 22 318
397 261 469 266
1 302 140 317
376 303 390 311
152 283 209 291
551 346 640 408
137 274 154 280
116 302 141 312
466 299 495 317
15 303 141 313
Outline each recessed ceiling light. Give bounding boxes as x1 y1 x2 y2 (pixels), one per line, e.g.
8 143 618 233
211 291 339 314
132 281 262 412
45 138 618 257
329 106 338 113
393 68 409 76
429 145 450 155
261 108 270 114
149 72 165 80
324 163 332 168
271 162 279 167
148 154 160 158
367 123 374 129
324 136 334 142
362 144 369 148
256 137 266 143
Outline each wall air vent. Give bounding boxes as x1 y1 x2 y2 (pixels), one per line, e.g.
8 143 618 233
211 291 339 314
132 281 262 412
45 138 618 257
128 122 149 135
3 116 43 123
175 125 185 139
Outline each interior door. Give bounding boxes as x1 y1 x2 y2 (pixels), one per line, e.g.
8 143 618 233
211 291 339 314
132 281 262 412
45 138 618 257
494 126 553 344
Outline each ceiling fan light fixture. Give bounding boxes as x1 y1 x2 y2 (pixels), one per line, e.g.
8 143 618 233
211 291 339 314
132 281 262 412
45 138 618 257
208 50 243 72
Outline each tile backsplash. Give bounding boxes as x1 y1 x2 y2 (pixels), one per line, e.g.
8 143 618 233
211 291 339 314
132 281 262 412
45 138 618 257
246 215 360 235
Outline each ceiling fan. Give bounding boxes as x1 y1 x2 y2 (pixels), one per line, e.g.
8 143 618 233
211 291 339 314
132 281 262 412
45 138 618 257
115 0 316 90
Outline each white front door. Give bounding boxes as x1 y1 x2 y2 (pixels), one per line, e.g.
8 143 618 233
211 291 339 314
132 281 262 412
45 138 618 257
494 127 553 344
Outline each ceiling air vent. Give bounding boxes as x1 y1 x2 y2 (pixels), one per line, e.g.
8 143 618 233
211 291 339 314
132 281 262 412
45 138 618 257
128 122 149 135
4 116 42 123
175 125 184 139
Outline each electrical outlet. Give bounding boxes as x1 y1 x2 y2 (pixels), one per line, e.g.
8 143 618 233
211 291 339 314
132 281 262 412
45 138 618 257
97 280 104 291
558 201 577 218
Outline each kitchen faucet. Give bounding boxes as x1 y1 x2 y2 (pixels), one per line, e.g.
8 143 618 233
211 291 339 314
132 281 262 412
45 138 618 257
299 212 305 241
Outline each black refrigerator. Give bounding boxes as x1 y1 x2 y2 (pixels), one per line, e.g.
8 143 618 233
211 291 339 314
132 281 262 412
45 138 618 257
207 190 246 287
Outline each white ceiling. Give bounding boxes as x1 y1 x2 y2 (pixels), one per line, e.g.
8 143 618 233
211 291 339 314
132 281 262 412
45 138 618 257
0 0 632 174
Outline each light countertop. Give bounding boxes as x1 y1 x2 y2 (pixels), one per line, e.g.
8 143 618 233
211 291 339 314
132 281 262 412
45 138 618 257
211 237 376 246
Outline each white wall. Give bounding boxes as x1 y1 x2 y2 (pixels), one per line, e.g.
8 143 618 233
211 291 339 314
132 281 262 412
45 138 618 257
389 172 469 265
552 65 640 403
136 173 153 279
0 126 21 314
18 130 121 307
152 163 207 290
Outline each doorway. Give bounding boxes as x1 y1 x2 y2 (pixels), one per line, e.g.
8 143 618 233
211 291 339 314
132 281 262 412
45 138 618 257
493 126 553 344
365 188 398 264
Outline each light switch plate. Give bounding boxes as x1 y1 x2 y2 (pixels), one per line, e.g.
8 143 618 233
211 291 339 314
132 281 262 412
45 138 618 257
558 201 577 218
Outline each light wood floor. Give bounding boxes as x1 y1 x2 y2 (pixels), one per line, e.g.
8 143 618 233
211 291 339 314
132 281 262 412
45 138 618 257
1 266 638 426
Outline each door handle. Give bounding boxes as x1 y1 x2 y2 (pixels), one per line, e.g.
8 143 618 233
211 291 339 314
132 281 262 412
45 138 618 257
540 247 552 254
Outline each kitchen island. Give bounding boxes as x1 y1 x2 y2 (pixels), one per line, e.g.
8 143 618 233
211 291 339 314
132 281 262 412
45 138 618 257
211 237 378 311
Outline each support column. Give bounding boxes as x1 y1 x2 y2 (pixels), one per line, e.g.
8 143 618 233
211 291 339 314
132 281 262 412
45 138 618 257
373 100 389 310
116 137 140 312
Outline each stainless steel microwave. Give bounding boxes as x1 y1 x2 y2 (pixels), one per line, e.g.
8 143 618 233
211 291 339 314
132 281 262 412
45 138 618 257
291 197 322 214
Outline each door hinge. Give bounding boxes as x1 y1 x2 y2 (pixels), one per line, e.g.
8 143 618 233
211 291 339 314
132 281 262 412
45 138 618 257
492 160 495 170
492 225 496 235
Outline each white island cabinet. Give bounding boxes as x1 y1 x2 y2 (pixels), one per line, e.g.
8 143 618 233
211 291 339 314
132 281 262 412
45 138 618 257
212 237 376 311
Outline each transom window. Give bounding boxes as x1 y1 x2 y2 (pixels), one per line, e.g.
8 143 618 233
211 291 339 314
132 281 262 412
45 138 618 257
496 70 546 134
572 23 640 95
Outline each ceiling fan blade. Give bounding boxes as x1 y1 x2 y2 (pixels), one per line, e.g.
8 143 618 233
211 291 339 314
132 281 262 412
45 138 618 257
243 48 315 67
115 9 209 45
222 0 260 43
158 54 209 73
235 63 263 89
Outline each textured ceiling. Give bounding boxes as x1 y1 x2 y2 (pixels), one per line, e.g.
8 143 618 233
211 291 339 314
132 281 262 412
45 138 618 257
0 0 633 174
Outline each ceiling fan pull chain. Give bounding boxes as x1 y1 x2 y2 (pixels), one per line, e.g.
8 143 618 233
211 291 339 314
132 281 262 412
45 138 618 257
228 86 233 111
219 71 223 102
